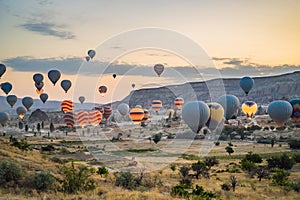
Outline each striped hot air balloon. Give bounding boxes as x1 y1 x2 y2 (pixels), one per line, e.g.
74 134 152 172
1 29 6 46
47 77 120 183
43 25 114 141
151 100 162 112
242 101 258 119
103 106 112 119
94 106 104 114
142 109 150 123
206 102 224 130
63 112 75 128
89 110 102 127
130 108 144 124
76 110 89 128
174 97 184 110
61 100 74 113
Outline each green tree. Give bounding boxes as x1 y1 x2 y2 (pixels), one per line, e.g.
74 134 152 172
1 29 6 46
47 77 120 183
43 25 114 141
0 159 23 187
256 167 270 182
115 171 137 190
97 166 109 177
191 161 209 179
244 152 262 163
25 171 55 191
267 153 295 170
50 122 55 133
153 133 162 144
271 137 276 148
204 157 219 170
225 146 234 156
272 169 290 186
179 166 190 177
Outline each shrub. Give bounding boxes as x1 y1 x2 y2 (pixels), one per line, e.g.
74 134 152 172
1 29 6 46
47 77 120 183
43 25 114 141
191 161 209 179
97 166 109 177
215 141 220 146
115 171 137 190
25 171 55 191
170 164 176 172
267 153 295 170
293 153 300 163
179 166 190 177
244 152 262 163
225 146 234 156
221 183 231 191
272 169 290 186
288 140 300 149
11 138 30 151
205 157 219 169
171 184 189 198
0 159 23 187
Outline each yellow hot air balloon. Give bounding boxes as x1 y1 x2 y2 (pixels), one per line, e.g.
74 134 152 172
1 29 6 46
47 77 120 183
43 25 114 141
130 108 144 124
174 97 184 110
166 109 175 118
206 102 224 130
242 101 258 119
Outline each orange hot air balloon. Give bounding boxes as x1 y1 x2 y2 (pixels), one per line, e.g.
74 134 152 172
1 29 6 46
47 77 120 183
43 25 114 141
89 110 102 127
103 106 112 119
151 100 162 112
130 108 144 124
63 112 75 128
242 101 258 119
174 97 184 110
142 109 150 123
36 89 44 95
76 110 89 128
61 100 74 113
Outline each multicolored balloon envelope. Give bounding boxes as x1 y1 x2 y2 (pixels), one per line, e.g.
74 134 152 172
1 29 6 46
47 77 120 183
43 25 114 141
89 110 102 127
142 109 150 123
64 112 75 128
103 106 112 119
61 100 74 113
151 100 162 112
206 102 224 130
289 99 300 123
61 80 72 93
76 110 89 128
242 101 258 119
88 50 96 59
268 100 292 127
130 108 144 124
33 73 44 84
16 106 26 119
174 97 184 110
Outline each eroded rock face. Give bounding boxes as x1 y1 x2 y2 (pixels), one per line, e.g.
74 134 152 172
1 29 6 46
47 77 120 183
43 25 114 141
29 109 49 122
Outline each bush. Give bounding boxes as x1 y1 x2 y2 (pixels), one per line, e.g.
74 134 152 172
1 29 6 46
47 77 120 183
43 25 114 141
215 141 220 146
97 166 109 177
179 166 190 177
267 153 295 170
0 159 23 187
205 157 219 170
115 171 137 190
272 169 290 186
225 146 234 156
191 161 209 179
293 153 300 163
11 138 30 151
25 171 55 191
170 164 176 172
171 184 217 199
171 184 189 198
289 140 300 149
244 152 262 163
221 183 231 191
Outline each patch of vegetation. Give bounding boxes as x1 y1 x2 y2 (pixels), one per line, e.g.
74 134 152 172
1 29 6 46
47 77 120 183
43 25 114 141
0 159 23 187
181 154 200 160
171 184 218 199
288 140 300 149
97 166 109 177
10 138 30 151
25 171 56 192
127 148 157 153
267 153 295 170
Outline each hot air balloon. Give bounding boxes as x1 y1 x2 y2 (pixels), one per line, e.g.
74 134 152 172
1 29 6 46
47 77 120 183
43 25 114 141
151 100 162 112
103 106 112 119
61 80 72 93
206 102 224 130
61 100 74 113
98 86 107 96
166 109 175 118
64 112 75 128
0 64 6 79
76 110 89 128
268 100 292 127
22 97 33 110
35 82 44 91
16 106 26 119
142 109 150 123
135 105 142 109
48 70 61 86
242 101 258 119
0 112 9 126
79 96 85 104
94 106 104 114
240 76 254 96
174 97 184 110
182 101 210 133
117 103 129 116
154 64 164 77
217 95 240 120
1 82 12 95
36 89 44 95
113 73 117 79
85 56 90 62
33 73 44 84
6 95 17 108
40 93 48 104
131 83 135 89
88 50 96 59
289 99 300 122
89 110 102 127
129 108 144 124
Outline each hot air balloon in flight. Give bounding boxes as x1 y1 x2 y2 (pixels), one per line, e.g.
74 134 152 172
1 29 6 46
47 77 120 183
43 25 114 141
88 50 96 59
174 97 184 110
142 109 150 123
76 110 89 128
61 80 72 93
89 110 102 127
16 106 26 119
0 64 6 79
289 99 300 122
113 73 117 79
1 82 12 95
182 101 210 133
79 96 85 104
35 82 44 95
166 109 175 119
130 108 144 124
85 56 90 62
36 89 44 95
48 70 61 86
98 86 107 96
151 100 162 112
6 95 17 108
135 105 142 109
268 100 292 127
33 73 44 84
64 112 75 128
22 97 33 110
217 95 240 120
242 101 258 119
0 112 9 126
61 100 74 113
240 76 254 96
40 93 48 104
131 83 135 89
103 106 112 119
117 103 129 116
154 64 164 77
206 102 224 130
94 106 104 114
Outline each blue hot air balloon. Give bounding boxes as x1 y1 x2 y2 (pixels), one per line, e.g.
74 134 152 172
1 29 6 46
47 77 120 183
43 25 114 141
88 50 96 59
6 95 17 108
217 95 240 120
40 93 48 104
0 112 9 126
22 97 34 111
289 99 300 123
240 76 254 96
48 70 61 86
0 64 6 79
182 101 210 133
268 100 292 127
61 80 72 93
33 73 44 84
1 82 12 95
79 96 85 104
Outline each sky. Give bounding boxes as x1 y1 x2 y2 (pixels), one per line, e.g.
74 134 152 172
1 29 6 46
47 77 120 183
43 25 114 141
0 0 300 104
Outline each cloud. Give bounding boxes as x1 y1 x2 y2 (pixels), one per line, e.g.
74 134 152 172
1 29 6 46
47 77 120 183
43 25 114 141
20 22 75 39
223 59 244 65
